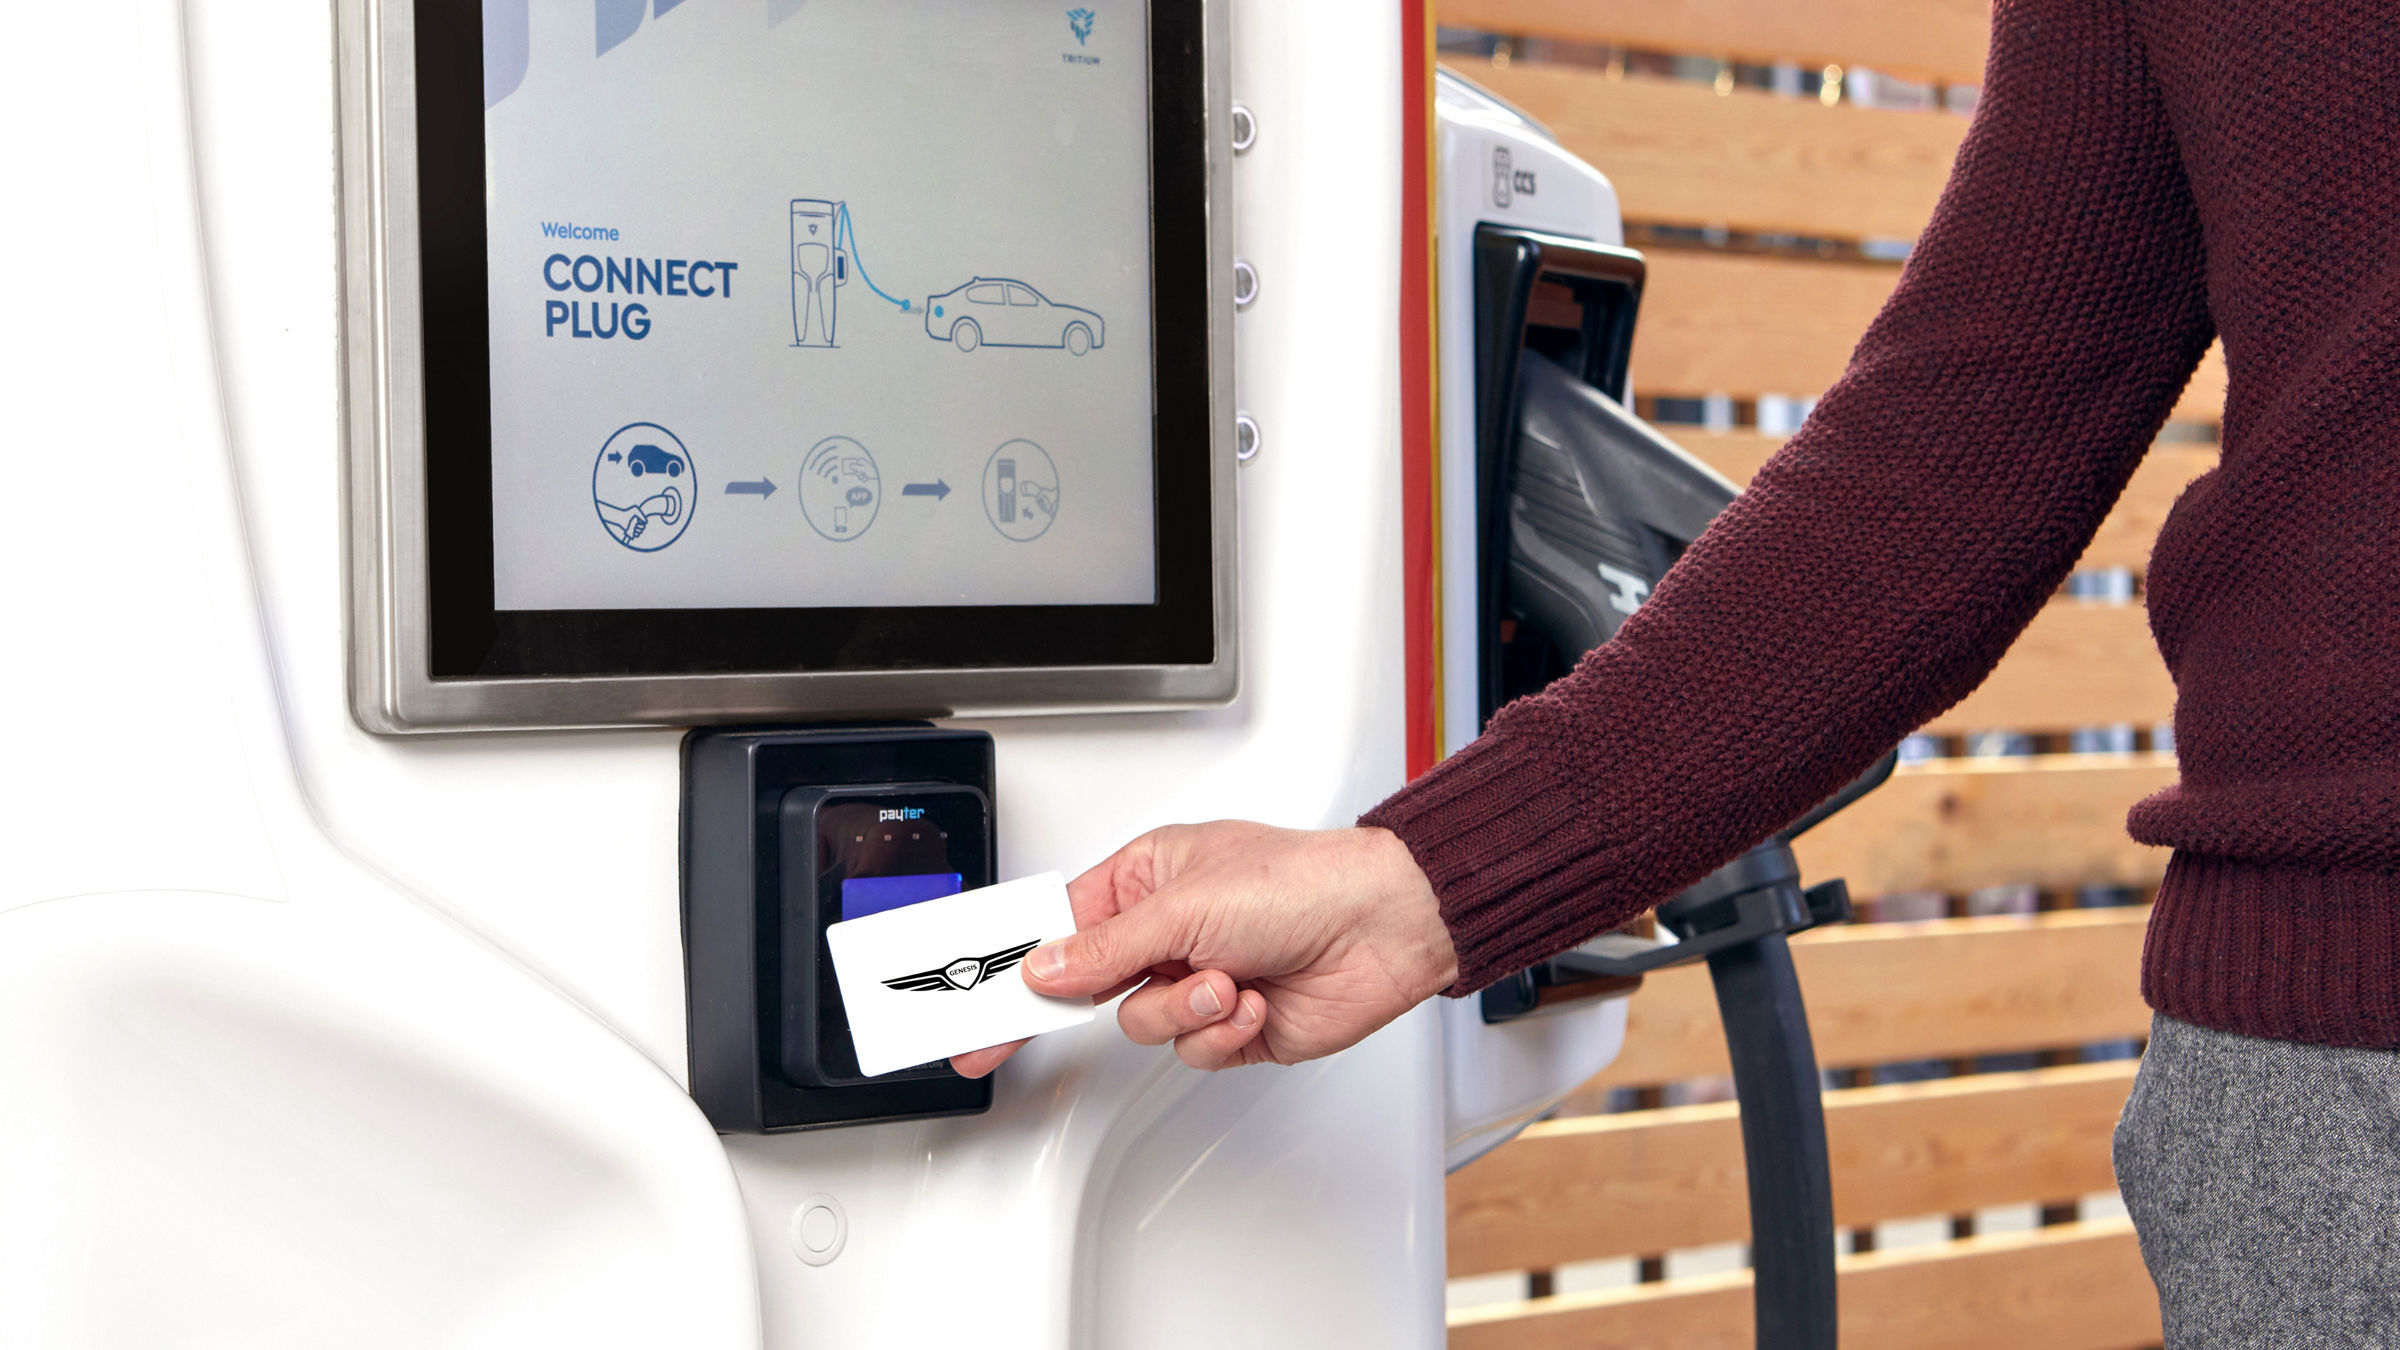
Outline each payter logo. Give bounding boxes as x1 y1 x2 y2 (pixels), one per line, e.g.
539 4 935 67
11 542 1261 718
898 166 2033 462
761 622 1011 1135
883 939 1042 992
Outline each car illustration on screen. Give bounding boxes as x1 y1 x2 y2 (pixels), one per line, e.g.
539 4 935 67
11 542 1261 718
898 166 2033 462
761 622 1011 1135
923 278 1105 355
626 443 685 478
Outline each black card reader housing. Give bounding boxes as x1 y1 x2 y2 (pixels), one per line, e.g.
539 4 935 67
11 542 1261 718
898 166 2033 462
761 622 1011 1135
778 783 991 1088
682 725 997 1132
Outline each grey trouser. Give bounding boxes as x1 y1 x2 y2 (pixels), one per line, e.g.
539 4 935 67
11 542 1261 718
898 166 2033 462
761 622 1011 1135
2115 1014 2400 1347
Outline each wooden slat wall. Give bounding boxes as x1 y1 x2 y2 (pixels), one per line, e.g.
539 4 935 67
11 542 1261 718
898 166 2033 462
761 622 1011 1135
1639 249 2228 422
1796 757 2175 894
1926 608 2171 735
1454 55 2229 423
1450 1222 2160 1350
1459 64 1964 240
1438 2 2188 1345
1589 909 2152 1090
1452 1061 2134 1274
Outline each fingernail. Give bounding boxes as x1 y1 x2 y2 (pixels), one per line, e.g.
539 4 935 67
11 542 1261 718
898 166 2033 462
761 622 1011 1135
1231 994 1260 1030
1189 981 1223 1019
1028 943 1065 982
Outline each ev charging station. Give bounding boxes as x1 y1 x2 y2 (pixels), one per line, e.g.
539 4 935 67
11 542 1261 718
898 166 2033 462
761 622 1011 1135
1 4 1873 1348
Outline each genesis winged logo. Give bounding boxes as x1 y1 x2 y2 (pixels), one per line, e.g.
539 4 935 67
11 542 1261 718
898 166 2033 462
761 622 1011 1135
884 939 1042 993
1067 8 1096 45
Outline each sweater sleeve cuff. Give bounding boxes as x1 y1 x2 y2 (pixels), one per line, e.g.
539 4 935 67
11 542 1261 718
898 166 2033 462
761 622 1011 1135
1360 730 1655 996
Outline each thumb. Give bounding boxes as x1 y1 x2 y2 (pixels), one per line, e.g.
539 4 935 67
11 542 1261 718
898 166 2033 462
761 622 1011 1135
1023 898 1188 998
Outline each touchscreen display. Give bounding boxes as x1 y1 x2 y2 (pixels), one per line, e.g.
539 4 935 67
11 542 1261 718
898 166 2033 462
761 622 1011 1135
478 0 1158 611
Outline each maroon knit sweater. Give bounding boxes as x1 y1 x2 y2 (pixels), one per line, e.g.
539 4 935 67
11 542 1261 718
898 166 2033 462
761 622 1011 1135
1365 0 2400 1048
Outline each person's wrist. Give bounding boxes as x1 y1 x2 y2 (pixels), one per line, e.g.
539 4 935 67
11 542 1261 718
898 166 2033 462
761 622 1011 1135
1354 825 1458 999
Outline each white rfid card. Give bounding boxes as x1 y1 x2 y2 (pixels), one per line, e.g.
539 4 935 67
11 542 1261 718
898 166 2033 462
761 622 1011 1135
824 871 1096 1078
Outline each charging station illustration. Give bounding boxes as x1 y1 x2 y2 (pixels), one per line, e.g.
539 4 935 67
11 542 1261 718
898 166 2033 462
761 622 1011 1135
788 199 847 346
789 198 921 346
593 422 695 551
981 439 1059 542
800 435 881 541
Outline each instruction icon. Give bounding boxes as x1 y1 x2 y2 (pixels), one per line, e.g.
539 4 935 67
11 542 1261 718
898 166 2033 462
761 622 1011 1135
801 436 881 541
593 422 694 552
982 439 1060 542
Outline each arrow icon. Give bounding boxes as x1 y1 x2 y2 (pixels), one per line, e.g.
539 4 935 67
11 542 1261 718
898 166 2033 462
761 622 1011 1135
901 479 951 500
725 478 777 499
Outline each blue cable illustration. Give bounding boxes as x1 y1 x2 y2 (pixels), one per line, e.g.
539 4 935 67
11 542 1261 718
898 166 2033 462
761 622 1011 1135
835 203 912 312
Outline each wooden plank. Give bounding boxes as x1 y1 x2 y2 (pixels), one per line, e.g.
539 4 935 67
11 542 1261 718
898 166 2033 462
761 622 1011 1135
2082 446 2216 572
1595 907 2152 1088
1635 250 2228 422
1922 604 2170 735
1796 755 2177 896
1438 0 1995 86
1637 250 1887 396
1447 1220 2160 1350
1447 62 1965 241
1449 1061 2133 1274
1675 428 1787 486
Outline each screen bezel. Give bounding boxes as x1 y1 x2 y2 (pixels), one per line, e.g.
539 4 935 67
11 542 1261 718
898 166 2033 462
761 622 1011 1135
341 0 1236 731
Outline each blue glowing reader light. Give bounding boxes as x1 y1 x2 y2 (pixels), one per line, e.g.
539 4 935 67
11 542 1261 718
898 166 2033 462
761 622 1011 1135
841 871 965 921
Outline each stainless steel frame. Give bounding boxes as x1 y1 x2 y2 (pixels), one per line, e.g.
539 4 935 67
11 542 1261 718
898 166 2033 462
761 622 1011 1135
337 0 1238 733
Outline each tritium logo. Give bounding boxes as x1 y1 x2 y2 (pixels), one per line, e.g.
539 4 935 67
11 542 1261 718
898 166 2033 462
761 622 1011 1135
883 939 1041 992
1067 8 1096 45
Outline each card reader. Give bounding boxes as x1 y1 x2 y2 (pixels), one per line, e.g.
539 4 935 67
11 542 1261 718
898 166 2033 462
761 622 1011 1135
682 725 998 1132
778 783 991 1087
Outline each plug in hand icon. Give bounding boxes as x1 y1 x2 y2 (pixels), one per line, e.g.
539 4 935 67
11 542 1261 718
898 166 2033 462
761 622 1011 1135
597 485 686 546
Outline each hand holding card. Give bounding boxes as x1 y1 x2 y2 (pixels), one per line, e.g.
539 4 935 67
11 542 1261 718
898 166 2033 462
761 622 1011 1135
824 871 1096 1077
